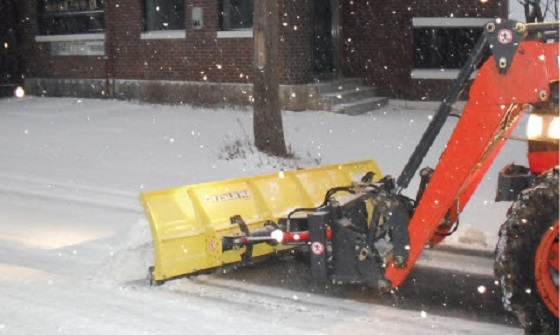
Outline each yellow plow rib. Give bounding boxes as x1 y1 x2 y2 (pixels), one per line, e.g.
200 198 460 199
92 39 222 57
141 160 382 282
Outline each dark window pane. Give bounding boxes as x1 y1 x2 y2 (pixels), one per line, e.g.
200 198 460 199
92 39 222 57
413 27 488 69
37 0 105 35
220 0 253 31
145 0 185 31
40 0 104 12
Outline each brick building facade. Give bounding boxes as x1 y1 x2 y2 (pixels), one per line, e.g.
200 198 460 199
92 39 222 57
17 0 508 108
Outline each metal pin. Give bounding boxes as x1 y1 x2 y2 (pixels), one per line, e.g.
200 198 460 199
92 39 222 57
499 57 507 69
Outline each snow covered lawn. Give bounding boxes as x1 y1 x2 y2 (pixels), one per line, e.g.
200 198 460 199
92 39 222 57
0 97 525 334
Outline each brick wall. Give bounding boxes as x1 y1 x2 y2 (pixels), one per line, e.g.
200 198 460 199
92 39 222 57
123 0 250 83
182 0 254 84
341 0 413 99
107 0 143 80
278 0 314 85
23 0 312 89
22 0 250 84
22 2 107 80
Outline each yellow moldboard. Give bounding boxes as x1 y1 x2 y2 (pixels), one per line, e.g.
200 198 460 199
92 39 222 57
141 160 382 282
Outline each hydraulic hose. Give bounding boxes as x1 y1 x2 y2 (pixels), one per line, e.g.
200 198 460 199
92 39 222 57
395 33 489 193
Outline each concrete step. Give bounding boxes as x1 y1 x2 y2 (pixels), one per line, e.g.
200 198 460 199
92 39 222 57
311 78 367 95
307 77 389 114
331 96 390 115
320 86 380 107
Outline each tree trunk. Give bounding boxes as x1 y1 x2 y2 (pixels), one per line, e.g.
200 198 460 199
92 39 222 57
252 0 287 156
523 1 545 22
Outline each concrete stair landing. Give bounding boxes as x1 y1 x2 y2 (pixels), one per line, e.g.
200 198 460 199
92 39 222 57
309 78 389 115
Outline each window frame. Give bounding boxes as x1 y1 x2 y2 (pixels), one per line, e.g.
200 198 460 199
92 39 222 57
411 17 494 80
219 0 253 32
36 0 106 36
143 0 186 33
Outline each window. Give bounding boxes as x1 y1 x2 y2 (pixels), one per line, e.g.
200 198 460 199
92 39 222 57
412 18 492 72
413 28 484 69
144 0 185 31
220 0 253 31
37 0 105 35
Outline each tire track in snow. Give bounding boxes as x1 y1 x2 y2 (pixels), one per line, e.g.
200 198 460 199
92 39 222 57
149 270 522 335
0 172 140 212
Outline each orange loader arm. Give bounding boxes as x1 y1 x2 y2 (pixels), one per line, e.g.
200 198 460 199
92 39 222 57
385 30 559 287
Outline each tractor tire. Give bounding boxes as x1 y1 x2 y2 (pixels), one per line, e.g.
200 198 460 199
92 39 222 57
495 169 559 335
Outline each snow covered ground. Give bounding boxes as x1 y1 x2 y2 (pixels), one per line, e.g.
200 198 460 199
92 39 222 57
0 97 527 334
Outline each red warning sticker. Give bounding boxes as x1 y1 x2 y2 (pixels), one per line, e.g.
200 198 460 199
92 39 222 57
498 29 513 44
311 242 325 255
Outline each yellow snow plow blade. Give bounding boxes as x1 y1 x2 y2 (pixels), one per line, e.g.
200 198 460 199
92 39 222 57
141 160 382 282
